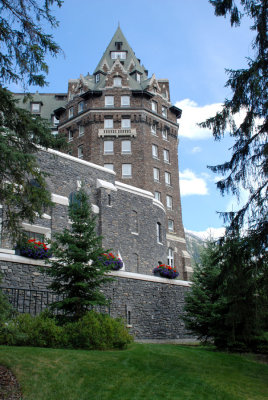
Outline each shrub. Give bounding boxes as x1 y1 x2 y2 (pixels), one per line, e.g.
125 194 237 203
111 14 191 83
0 312 66 348
0 311 133 350
64 311 133 350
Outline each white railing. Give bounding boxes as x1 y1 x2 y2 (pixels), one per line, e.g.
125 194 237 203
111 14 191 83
98 128 137 137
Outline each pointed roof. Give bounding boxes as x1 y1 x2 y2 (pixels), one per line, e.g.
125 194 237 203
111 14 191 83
94 26 147 77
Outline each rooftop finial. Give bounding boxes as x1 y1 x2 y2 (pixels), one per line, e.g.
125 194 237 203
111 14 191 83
118 21 120 28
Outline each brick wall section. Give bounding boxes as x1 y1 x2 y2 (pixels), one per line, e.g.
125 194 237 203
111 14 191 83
0 257 193 340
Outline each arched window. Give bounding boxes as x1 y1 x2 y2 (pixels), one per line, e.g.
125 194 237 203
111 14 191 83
167 248 174 266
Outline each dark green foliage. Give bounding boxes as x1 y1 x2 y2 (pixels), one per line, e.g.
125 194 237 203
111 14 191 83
0 87 66 241
64 311 133 350
0 312 66 348
0 311 132 350
45 188 112 321
201 1 267 249
0 1 65 241
0 0 62 88
0 279 14 326
184 236 268 352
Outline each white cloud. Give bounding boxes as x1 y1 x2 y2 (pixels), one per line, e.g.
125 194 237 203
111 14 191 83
180 169 209 196
191 146 202 153
186 227 226 241
175 98 222 139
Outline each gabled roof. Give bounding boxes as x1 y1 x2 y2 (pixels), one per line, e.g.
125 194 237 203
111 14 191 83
94 26 147 79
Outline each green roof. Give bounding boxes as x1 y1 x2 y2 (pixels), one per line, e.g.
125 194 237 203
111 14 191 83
13 93 67 127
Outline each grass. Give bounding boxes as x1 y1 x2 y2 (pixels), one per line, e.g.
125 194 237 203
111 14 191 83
0 344 267 400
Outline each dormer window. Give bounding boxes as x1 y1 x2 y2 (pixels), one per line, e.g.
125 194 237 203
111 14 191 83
111 51 126 60
136 73 141 83
114 77 122 87
95 74 100 83
31 103 41 113
115 41 123 50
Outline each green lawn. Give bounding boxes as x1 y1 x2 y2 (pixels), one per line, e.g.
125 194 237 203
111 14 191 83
0 344 267 400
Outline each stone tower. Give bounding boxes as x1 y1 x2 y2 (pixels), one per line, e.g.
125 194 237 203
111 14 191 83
56 27 192 280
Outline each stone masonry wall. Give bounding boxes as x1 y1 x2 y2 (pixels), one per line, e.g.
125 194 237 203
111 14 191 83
0 256 192 340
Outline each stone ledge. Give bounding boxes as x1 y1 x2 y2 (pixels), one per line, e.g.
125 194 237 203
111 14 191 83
0 252 192 286
0 253 46 266
109 270 191 287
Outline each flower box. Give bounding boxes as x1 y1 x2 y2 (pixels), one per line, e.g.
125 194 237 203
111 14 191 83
17 239 52 260
101 253 123 271
153 264 179 279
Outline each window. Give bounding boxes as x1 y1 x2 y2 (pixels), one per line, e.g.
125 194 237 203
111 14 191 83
162 106 167 118
95 73 100 83
121 118 131 129
78 145 83 159
78 101 84 113
153 167 160 182
156 222 162 243
104 163 114 171
52 115 59 126
154 191 161 202
121 96 130 106
162 129 168 140
167 248 174 266
152 144 159 159
163 149 170 163
105 96 114 107
31 103 41 113
121 140 131 154
152 101 157 113
68 129 73 141
165 171 171 185
79 125 84 136
136 73 141 82
104 118 113 129
104 141 114 154
122 164 132 178
114 77 122 87
151 124 157 135
111 51 126 59
69 107 74 118
166 195 173 210
24 230 45 242
168 220 174 232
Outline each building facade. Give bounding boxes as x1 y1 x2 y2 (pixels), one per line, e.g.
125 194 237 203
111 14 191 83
55 27 192 279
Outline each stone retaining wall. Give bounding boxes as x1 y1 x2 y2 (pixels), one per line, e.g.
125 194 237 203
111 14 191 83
0 253 193 340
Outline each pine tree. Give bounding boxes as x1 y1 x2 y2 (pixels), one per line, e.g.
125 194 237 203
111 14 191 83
0 0 64 241
184 235 267 351
200 0 267 250
45 188 112 321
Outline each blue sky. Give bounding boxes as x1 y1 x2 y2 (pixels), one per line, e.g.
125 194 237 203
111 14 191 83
8 0 254 236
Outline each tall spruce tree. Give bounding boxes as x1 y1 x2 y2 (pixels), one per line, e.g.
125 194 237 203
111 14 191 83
0 0 64 240
45 188 112 321
184 235 267 351
200 0 267 249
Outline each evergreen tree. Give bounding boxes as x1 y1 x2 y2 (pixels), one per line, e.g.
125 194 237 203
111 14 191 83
45 188 112 321
184 235 267 351
200 0 267 249
0 0 64 240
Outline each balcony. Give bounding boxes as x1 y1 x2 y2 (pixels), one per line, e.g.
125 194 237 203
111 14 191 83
98 128 137 137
